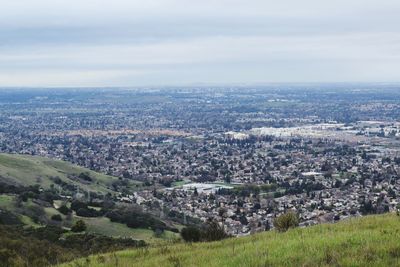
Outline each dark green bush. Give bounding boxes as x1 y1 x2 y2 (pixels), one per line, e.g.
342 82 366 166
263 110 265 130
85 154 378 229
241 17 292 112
201 221 230 242
71 220 86 232
51 214 62 221
0 209 22 225
181 221 230 243
105 205 175 232
57 205 71 215
181 226 201 242
273 211 299 232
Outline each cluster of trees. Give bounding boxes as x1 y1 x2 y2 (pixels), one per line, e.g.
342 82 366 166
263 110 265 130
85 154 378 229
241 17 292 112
0 182 59 204
51 175 106 199
360 198 389 215
0 224 146 267
66 200 178 232
180 221 230 243
284 181 325 195
186 211 297 239
0 209 22 225
106 205 176 232
70 200 103 217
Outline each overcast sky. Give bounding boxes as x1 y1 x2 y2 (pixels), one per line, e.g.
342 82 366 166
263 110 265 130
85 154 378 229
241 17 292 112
1 0 400 87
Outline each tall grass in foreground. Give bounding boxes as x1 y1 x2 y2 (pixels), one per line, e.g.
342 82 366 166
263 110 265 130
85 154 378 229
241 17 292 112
61 213 400 267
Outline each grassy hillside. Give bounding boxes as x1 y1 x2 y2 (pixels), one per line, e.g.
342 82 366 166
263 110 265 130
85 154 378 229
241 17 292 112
0 193 177 243
0 153 138 193
61 213 400 267
73 216 179 244
0 153 177 244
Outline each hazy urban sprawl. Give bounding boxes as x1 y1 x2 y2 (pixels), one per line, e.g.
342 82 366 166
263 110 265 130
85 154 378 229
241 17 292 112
2 84 400 237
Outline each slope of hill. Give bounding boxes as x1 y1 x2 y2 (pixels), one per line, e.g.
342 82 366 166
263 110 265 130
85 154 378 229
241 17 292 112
0 153 180 246
0 153 138 194
61 213 400 267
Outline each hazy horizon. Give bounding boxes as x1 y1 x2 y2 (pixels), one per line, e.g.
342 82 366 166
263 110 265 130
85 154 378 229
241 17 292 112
1 81 400 89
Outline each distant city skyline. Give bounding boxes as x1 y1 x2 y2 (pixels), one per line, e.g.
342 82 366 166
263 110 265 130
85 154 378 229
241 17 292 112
1 0 400 87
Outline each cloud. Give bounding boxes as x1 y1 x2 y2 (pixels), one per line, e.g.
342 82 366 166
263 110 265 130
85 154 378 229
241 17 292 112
0 0 399 86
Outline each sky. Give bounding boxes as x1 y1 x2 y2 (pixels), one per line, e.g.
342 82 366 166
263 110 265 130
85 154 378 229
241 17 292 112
0 0 400 87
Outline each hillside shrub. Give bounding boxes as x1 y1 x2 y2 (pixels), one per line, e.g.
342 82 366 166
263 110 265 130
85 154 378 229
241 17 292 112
273 211 299 232
57 205 71 215
76 207 102 217
181 226 201 242
71 220 86 232
51 214 62 221
201 221 230 241
71 200 102 217
70 200 87 212
181 221 230 243
78 172 92 182
0 209 22 225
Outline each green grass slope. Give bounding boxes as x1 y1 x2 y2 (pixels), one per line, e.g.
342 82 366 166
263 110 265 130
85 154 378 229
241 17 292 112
0 153 129 193
72 216 179 244
61 213 400 267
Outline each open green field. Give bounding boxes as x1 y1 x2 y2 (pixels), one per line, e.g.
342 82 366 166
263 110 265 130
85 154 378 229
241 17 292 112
0 153 138 193
74 216 179 244
61 213 400 267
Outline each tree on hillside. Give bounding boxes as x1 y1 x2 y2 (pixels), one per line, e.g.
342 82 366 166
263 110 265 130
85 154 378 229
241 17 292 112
273 211 299 232
201 221 229 242
181 226 201 242
51 214 62 222
71 220 86 232
57 205 71 215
